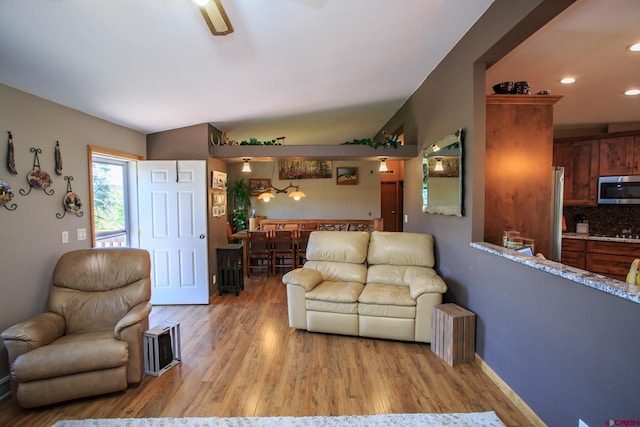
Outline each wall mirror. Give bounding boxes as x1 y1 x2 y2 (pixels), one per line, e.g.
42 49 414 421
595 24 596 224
422 128 464 216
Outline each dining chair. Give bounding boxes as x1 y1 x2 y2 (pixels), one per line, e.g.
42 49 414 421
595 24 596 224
295 230 312 268
272 230 295 275
247 231 272 277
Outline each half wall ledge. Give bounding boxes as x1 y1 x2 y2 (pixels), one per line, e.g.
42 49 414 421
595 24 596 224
470 242 640 304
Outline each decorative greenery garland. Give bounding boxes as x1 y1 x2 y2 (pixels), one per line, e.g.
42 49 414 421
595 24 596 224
341 132 401 149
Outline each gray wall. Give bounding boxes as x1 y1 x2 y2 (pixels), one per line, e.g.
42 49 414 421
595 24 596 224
0 84 147 393
378 0 640 425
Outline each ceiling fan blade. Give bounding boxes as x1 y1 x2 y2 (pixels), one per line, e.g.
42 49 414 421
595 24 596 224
199 0 234 36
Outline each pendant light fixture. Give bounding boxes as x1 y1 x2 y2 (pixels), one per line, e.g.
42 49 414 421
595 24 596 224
379 157 388 172
257 182 305 202
241 158 251 173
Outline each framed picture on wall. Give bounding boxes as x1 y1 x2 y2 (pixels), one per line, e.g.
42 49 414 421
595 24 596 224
336 167 358 185
249 179 271 196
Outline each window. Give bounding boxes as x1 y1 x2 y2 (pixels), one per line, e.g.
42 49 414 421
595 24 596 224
88 146 142 248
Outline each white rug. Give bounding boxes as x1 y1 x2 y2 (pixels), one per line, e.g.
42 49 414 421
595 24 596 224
51 412 505 427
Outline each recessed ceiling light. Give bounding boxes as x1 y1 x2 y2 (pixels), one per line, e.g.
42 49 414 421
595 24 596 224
560 77 576 84
624 89 640 96
628 43 640 52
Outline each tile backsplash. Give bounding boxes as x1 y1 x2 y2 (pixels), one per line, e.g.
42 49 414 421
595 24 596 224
564 205 640 236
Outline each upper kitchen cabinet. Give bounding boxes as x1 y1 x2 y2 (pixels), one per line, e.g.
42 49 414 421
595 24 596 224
599 135 640 176
553 138 599 206
485 94 562 259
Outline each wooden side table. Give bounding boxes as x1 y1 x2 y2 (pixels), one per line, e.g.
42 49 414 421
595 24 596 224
216 243 244 296
431 304 476 366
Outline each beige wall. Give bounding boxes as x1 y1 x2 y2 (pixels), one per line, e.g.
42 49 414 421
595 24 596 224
0 83 146 388
227 160 381 221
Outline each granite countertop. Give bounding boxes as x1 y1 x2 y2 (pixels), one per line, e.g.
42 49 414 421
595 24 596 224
562 232 640 244
470 242 640 304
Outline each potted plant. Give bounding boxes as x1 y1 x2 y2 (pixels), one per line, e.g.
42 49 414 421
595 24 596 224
228 178 251 233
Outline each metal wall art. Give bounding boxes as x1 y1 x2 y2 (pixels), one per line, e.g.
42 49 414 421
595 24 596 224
56 176 83 219
7 131 17 175
20 147 54 196
55 141 63 175
0 179 16 211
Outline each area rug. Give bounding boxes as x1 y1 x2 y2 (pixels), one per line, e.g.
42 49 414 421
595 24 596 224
51 411 505 427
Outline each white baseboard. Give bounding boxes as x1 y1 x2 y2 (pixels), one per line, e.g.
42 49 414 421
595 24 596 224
474 354 547 427
0 375 10 401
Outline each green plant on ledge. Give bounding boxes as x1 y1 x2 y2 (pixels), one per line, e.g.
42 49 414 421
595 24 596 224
341 132 401 149
238 137 284 145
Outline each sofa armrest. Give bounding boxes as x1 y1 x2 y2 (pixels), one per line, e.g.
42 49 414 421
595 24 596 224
1 312 65 364
282 268 324 292
409 274 447 299
115 302 152 340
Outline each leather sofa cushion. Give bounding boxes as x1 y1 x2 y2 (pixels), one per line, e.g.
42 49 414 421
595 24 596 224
367 231 435 267
307 300 358 315
366 264 438 287
12 331 128 382
358 303 416 319
358 282 416 306
305 281 364 303
306 231 370 264
304 260 367 284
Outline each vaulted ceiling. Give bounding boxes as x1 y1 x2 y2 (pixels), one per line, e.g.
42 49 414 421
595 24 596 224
1 0 637 146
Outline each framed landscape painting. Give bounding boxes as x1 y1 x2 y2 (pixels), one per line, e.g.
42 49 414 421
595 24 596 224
336 167 358 185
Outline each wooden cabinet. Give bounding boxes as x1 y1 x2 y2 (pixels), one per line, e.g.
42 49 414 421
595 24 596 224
585 240 640 282
561 238 586 269
553 139 599 206
562 238 640 281
485 95 562 259
599 136 640 176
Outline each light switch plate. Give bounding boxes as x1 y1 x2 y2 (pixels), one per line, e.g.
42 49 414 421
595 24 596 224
62 231 69 244
77 228 87 241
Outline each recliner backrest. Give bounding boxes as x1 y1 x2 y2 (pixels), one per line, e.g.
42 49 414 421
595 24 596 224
303 231 370 283
49 248 151 335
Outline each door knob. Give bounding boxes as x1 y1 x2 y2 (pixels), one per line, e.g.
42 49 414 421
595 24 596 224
200 234 206 239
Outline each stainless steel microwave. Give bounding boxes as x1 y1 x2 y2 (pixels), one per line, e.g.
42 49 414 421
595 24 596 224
598 175 640 204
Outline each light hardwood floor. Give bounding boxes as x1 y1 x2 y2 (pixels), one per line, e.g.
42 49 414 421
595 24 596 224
0 275 533 427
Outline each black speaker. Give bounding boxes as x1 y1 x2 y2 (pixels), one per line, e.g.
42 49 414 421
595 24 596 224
157 330 174 370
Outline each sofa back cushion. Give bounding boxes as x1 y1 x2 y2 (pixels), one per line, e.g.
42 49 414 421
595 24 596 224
306 231 370 264
367 231 435 267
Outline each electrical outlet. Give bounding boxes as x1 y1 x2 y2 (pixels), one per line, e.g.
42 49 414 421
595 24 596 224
77 228 87 241
212 275 216 285
404 214 409 223
61 231 69 244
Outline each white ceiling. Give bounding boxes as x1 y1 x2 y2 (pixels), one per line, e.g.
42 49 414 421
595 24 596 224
487 0 640 132
1 0 637 147
0 0 493 145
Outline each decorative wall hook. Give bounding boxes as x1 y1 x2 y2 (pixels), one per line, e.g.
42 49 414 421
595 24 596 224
0 179 17 211
20 147 54 196
56 176 83 219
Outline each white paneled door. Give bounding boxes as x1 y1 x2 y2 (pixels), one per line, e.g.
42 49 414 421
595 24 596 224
138 160 209 305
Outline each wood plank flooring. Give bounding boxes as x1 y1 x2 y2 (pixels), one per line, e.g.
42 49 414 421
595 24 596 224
0 275 534 427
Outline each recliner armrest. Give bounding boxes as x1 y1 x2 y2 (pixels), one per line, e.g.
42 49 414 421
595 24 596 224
115 302 152 339
409 274 448 299
1 312 65 363
282 268 323 292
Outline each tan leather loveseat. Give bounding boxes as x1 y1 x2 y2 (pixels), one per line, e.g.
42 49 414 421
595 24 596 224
1 248 152 408
283 231 447 343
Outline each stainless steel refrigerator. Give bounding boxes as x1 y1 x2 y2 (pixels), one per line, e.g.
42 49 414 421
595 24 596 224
549 166 565 261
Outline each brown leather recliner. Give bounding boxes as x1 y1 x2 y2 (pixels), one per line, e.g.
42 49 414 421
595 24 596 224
1 248 152 408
